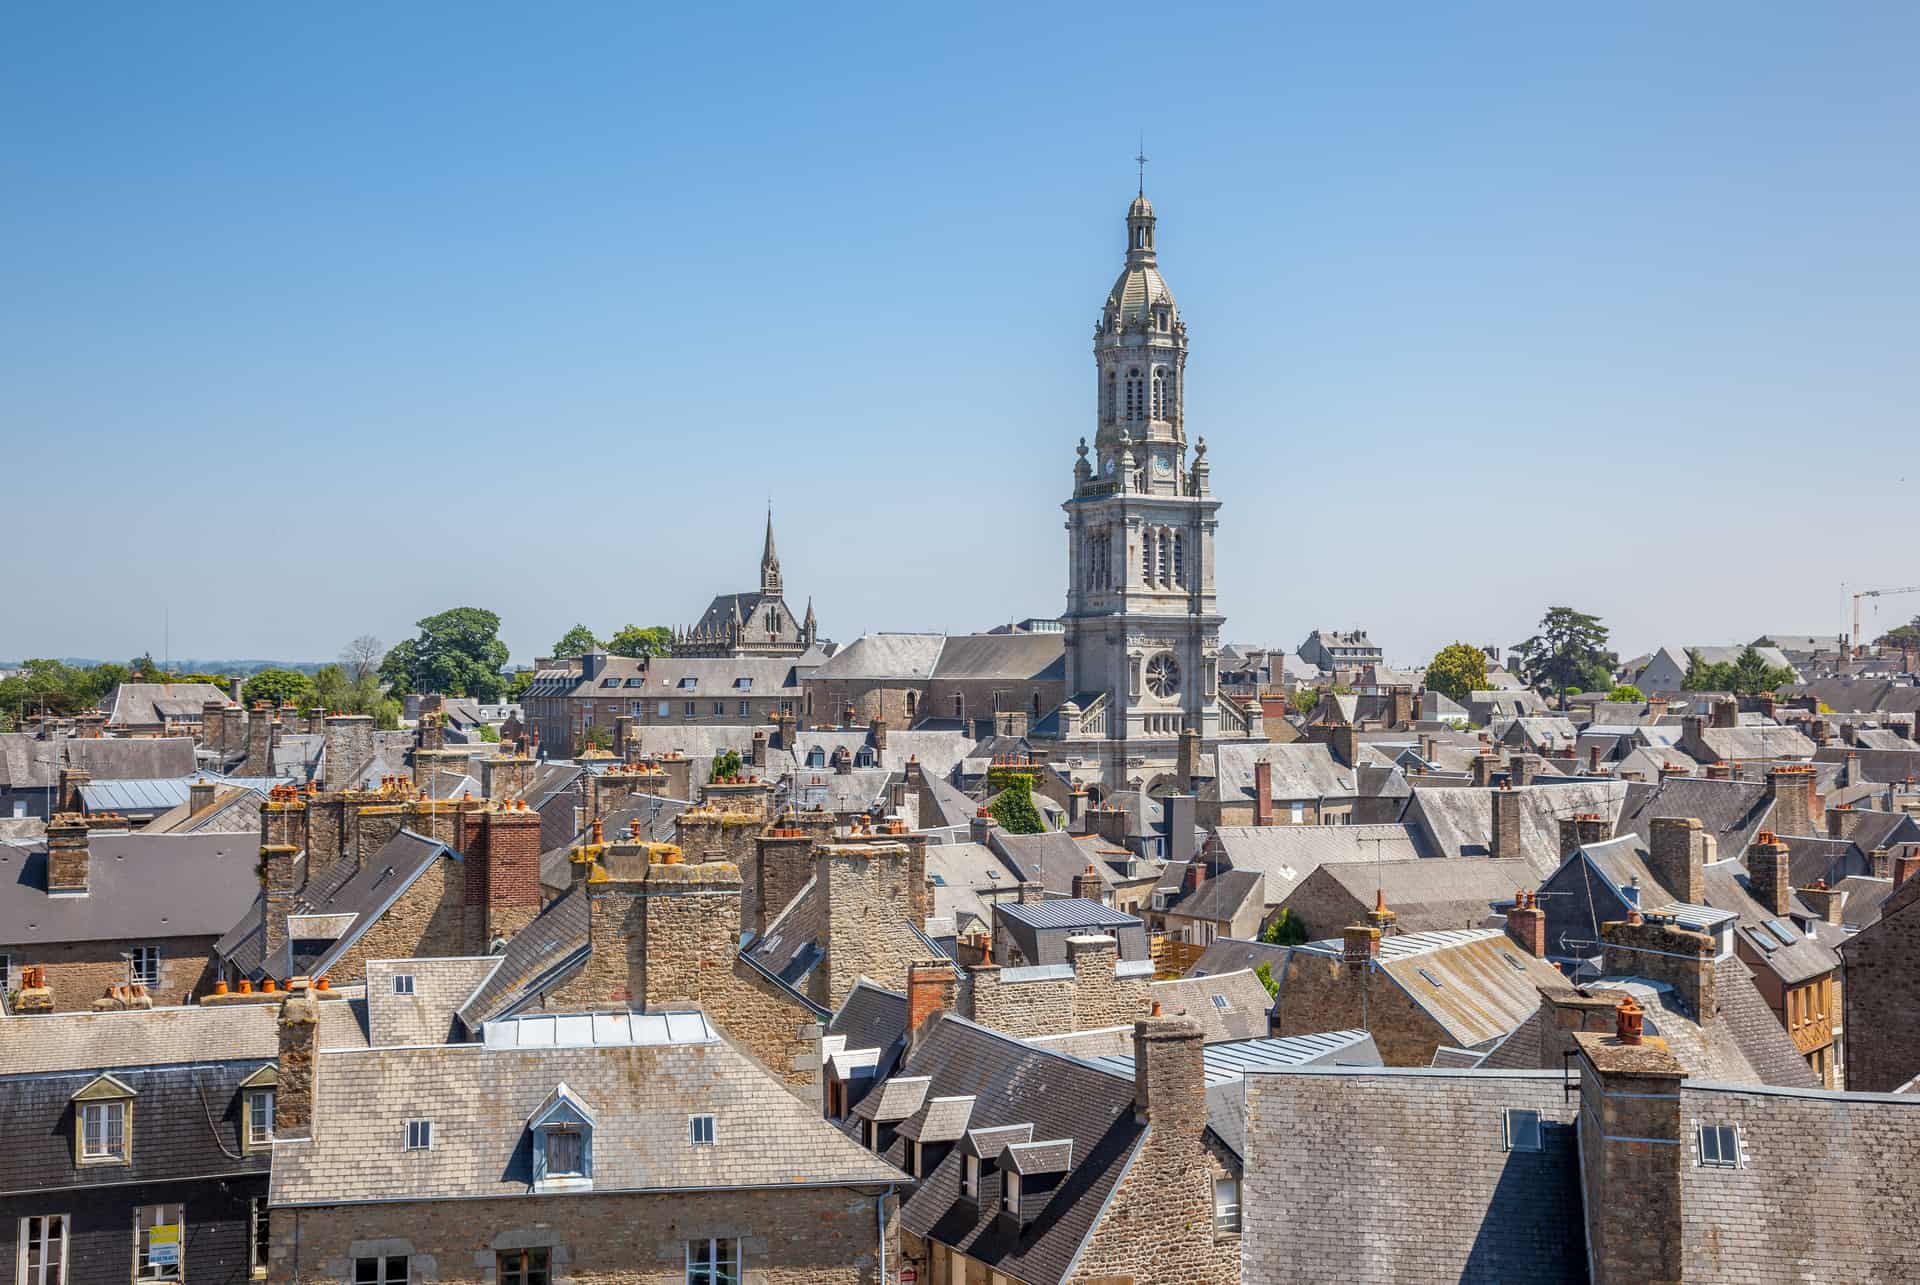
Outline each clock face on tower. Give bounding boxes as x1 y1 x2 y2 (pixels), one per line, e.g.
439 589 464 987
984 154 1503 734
1104 457 1116 476
1152 454 1173 478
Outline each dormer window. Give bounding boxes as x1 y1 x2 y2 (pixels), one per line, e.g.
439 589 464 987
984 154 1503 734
529 1083 595 1191
72 1074 135 1165
962 1154 980 1199
1002 1171 1021 1214
806 747 827 768
239 1065 278 1153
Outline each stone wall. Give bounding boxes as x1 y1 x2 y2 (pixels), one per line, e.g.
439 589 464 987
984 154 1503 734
816 841 926 1010
963 942 1151 1039
1841 882 1920 1092
7 934 220 1012
326 859 467 986
271 1188 895 1284
1274 952 1452 1066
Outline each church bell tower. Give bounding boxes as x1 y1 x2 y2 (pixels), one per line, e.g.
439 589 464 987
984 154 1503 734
1061 187 1224 787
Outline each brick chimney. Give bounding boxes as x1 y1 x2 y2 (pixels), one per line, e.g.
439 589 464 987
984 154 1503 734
1765 765 1814 835
1131 1011 1205 1128
1747 831 1792 916
46 813 90 894
1659 761 1691 783
1711 698 1739 729
1601 913 1716 1021
1183 859 1207 895
1797 879 1842 926
750 728 770 770
1705 762 1731 780
464 803 544 952
1869 846 1892 880
1646 816 1706 905
1896 850 1920 887
1329 725 1360 770
1388 685 1414 729
1505 889 1546 957
1472 751 1500 788
274 982 321 1140
57 764 90 814
1574 1009 1685 1285
1252 759 1274 827
1587 744 1603 775
1490 785 1522 862
970 808 996 846
243 702 276 776
906 959 957 1036
1342 922 1381 969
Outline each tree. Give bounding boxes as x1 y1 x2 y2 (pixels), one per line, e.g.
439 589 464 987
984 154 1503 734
1728 646 1798 696
243 667 315 708
1512 607 1616 711
1875 615 1920 647
988 773 1046 834
506 669 534 701
128 652 157 678
607 624 674 659
476 723 500 743
1254 960 1279 1000
576 724 612 754
1607 684 1645 703
341 635 385 682
1425 642 1489 705
710 750 744 782
1261 907 1309 946
380 607 511 700
551 624 602 659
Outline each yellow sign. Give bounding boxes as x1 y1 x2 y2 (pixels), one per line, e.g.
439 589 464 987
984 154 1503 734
148 1223 180 1267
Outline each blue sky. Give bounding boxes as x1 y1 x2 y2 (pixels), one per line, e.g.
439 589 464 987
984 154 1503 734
4 3 1917 667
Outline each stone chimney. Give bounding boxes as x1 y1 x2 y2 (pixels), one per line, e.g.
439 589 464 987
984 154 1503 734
1490 785 1522 863
1765 765 1815 836
1601 913 1715 1021
774 708 798 749
1329 725 1360 771
750 728 770 770
1646 816 1706 904
57 764 91 814
1068 933 1119 995
1073 863 1106 904
868 715 888 755
275 982 321 1140
1705 762 1731 780
1509 753 1539 788
416 712 446 752
321 715 374 791
243 703 276 776
831 745 854 775
1842 751 1863 788
1252 759 1274 827
816 839 918 1008
752 827 816 937
1587 744 1603 775
189 780 217 814
463 802 544 952
1898 850 1920 887
260 842 302 965
1659 761 1691 783
1711 698 1739 729
481 745 535 802
1574 1004 1685 1285
969 809 995 846
46 813 90 894
1797 879 1842 926
1826 805 1867 844
1747 831 1792 916
226 675 245 703
1342 922 1381 970
1388 685 1414 729
1131 1010 1205 1127
201 700 228 752
1505 889 1546 956
700 775 773 820
1472 751 1500 788
1176 727 1202 792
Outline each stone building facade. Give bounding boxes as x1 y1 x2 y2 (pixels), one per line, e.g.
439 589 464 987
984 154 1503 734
1838 861 1920 1092
963 934 1152 1040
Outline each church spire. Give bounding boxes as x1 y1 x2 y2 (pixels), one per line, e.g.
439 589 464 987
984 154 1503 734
760 507 782 596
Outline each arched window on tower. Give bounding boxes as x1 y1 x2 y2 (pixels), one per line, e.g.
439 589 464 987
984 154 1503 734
1158 529 1171 585
1173 532 1185 588
1164 368 1176 420
1104 371 1115 421
906 691 917 722
1142 532 1153 585
1152 369 1164 420
953 695 965 723
1125 369 1142 423
1031 691 1042 718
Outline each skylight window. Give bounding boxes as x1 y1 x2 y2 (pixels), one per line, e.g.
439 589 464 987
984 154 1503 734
1210 994 1230 1011
1764 918 1798 944
1504 1108 1542 1152
1697 1124 1739 1167
1416 967 1444 988
1500 953 1527 972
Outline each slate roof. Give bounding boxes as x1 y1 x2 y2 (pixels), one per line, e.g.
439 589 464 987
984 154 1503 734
865 1013 1148 1285
1406 781 1629 878
0 830 261 947
1295 929 1568 1049
825 980 908 1056
364 956 502 1047
1210 823 1435 907
807 633 946 680
216 831 455 981
104 683 232 727
1214 742 1356 803
1616 776 1775 856
930 632 1066 681
1694 724 1816 762
1243 1068 1585 1284
1164 868 1264 926
993 897 1150 966
993 831 1115 897
270 1031 904 1205
1187 937 1295 981
1835 875 1896 929
1305 858 1524 934
455 887 592 1029
1680 1081 1920 1281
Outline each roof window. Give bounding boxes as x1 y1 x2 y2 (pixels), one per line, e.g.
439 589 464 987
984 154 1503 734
1210 993 1230 1011
689 1114 716 1146
1503 1108 1542 1152
1416 967 1444 988
599 678 620 688
1697 1124 1739 1167
404 1119 432 1150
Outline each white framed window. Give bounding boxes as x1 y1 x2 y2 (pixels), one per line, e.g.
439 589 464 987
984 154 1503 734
18 1215 67 1285
683 701 696 719
131 946 161 987
404 1119 432 1150
249 1199 270 1278
658 701 671 717
80 1100 127 1162
134 1203 183 1282
1210 993 1230 1012
1213 1176 1241 1233
1504 1108 1542 1153
685 1237 739 1285
353 1256 408 1285
962 1154 980 1198
1289 801 1305 825
246 1090 275 1147
711 701 724 716
688 1114 716 1146
1002 1170 1021 1214
1697 1123 1739 1167
391 974 415 996
629 701 646 717
738 700 750 718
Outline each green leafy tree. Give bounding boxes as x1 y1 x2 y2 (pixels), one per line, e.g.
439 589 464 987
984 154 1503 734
551 624 602 659
77 663 131 707
1607 684 1645 703
128 652 157 678
710 750 745 782
1255 960 1279 1000
476 723 501 743
576 723 612 754
1261 907 1309 946
607 624 674 659
987 773 1046 834
506 669 535 701
1874 615 1920 647
1728 646 1797 695
1425 642 1489 704
0 660 85 721
380 607 511 700
1512 607 1616 711
242 667 315 708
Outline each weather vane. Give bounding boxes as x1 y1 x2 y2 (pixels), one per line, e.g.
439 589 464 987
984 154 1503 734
1135 134 1149 196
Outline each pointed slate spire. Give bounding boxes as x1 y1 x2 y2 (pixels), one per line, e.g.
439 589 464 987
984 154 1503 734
761 507 782 596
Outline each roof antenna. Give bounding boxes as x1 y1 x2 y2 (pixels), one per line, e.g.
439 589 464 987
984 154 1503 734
1135 135 1149 196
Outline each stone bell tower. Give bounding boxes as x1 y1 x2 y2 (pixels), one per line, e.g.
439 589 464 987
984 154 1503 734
1061 187 1225 790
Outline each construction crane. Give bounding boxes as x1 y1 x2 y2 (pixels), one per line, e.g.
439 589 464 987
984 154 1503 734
1848 584 1920 656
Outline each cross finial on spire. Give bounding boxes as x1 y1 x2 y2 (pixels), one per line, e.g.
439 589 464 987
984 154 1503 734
1135 135 1149 196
